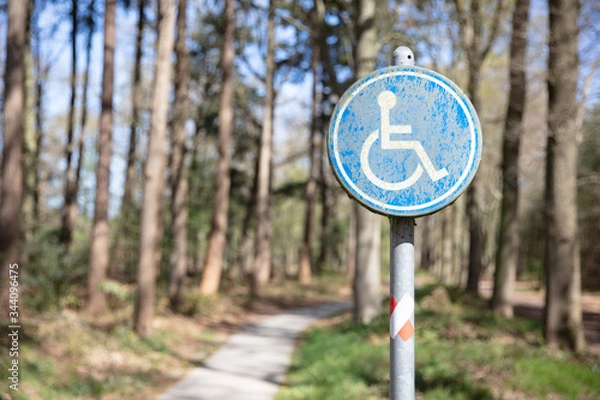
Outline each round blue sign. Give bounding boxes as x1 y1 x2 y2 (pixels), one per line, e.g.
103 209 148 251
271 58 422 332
327 65 482 217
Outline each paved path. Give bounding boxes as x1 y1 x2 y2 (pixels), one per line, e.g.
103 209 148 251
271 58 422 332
159 301 352 400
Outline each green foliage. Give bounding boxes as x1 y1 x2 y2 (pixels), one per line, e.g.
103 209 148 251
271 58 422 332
22 220 89 311
110 205 141 283
520 107 600 290
100 279 135 311
180 290 224 317
277 283 600 400
517 196 546 281
318 216 350 273
579 106 600 290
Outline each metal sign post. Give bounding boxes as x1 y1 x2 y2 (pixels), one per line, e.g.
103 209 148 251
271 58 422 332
389 217 415 398
327 46 482 400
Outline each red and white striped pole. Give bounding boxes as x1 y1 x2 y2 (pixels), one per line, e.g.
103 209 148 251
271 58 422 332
389 216 415 399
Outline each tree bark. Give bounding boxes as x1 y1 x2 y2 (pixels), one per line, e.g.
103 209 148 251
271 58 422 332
60 0 79 247
134 0 176 336
87 0 116 316
251 0 276 296
199 0 235 295
169 0 191 311
491 0 530 318
543 0 585 352
352 0 382 324
299 0 324 284
0 0 27 309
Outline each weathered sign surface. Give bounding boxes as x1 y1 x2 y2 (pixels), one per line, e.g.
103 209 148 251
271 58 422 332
328 65 482 217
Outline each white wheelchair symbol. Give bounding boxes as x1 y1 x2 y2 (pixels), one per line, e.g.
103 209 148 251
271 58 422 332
360 91 448 190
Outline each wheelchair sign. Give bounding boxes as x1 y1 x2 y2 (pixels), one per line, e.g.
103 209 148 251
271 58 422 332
328 65 482 217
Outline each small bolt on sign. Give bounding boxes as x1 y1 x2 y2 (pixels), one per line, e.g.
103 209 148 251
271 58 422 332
390 294 414 341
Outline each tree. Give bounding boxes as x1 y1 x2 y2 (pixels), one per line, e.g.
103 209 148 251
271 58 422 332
169 0 191 311
0 0 27 309
74 0 96 227
22 0 36 262
353 0 382 324
87 0 116 315
199 0 235 295
543 0 585 352
252 0 276 296
135 0 176 336
59 0 79 247
60 0 96 250
452 0 504 297
32 3 49 221
114 0 146 280
298 0 324 284
491 0 530 318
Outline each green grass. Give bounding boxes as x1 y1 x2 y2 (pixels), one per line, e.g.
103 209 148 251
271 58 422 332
277 283 600 400
276 314 391 400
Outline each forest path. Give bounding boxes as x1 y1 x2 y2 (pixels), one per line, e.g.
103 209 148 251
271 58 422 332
480 280 600 357
159 301 352 400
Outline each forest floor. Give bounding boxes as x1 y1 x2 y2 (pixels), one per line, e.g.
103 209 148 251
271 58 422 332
0 275 352 400
2 274 599 399
278 277 600 400
479 280 600 357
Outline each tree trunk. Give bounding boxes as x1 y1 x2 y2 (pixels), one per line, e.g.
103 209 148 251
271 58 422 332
87 0 116 316
199 0 235 295
251 0 276 297
0 0 27 309
74 2 95 221
33 25 47 221
60 0 79 247
114 0 145 280
346 202 356 278
122 0 145 227
452 0 505 297
454 196 468 286
299 0 324 284
317 141 335 274
134 0 176 336
420 214 435 273
169 0 191 311
491 0 530 318
22 0 35 263
543 0 585 352
465 62 484 297
352 0 382 324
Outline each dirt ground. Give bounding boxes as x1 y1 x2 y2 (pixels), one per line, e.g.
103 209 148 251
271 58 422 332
479 280 600 357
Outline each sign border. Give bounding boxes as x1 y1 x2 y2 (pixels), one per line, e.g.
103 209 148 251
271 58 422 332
327 65 482 217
